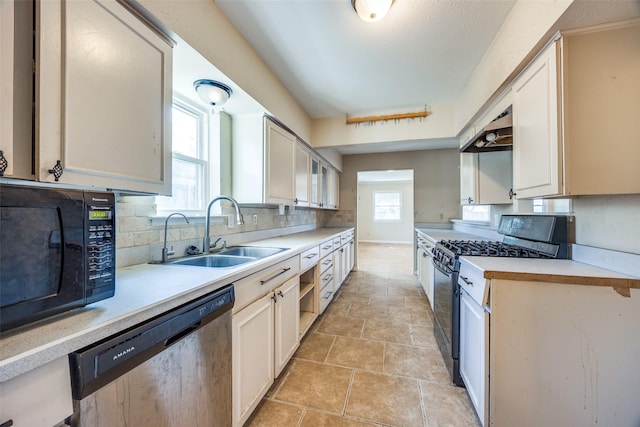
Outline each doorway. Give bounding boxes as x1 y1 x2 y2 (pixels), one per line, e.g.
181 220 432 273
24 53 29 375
356 170 415 244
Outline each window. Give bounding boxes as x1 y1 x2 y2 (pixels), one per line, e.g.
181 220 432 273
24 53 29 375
462 205 491 222
156 99 209 213
374 191 402 222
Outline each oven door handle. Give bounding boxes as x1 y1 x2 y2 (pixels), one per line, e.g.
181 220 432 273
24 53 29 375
433 260 452 276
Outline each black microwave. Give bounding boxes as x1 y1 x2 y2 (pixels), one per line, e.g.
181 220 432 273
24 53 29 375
0 184 116 332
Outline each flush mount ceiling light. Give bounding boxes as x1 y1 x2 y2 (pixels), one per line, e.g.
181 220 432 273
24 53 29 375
351 0 394 23
193 79 233 107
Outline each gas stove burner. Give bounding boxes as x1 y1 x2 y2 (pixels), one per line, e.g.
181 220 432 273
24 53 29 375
440 239 552 259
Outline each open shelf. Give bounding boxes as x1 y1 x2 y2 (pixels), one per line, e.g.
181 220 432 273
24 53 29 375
299 311 316 338
300 282 314 300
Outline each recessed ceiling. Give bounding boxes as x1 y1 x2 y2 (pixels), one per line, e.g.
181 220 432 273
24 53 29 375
215 0 517 119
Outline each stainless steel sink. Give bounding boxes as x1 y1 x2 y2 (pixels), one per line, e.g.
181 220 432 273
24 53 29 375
220 246 287 258
166 246 287 268
170 254 255 268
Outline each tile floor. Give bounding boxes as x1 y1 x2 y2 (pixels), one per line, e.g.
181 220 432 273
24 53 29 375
246 242 480 427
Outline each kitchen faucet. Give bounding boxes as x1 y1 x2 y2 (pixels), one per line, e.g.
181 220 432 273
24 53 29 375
203 196 244 253
162 213 189 263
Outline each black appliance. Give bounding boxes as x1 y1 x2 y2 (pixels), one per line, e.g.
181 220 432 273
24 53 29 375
0 184 116 332
432 214 571 386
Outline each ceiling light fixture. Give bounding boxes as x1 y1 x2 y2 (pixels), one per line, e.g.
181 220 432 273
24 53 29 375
193 79 233 107
351 0 393 23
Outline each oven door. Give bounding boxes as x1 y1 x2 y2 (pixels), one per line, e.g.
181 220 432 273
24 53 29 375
432 259 464 386
0 185 86 331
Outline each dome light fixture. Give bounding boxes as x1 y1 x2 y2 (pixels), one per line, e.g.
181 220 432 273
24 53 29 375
351 0 394 23
193 79 233 107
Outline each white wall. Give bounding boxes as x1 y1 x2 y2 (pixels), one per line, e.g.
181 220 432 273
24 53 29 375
357 181 414 243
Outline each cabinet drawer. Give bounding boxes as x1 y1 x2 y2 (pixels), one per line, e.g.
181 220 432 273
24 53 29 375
319 239 334 258
319 253 333 275
233 256 299 313
319 268 334 290
300 246 320 272
319 279 334 313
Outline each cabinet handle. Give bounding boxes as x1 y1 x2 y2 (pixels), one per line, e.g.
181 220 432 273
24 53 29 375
467 196 473 204
460 276 474 287
278 290 284 298
0 420 14 427
260 268 291 285
322 245 332 250
48 160 64 181
322 260 332 266
323 291 333 300
509 188 517 199
323 273 333 282
304 253 318 259
0 150 8 176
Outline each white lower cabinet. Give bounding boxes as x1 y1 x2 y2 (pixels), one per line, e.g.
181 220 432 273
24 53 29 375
0 356 73 426
459 288 488 426
232 258 300 427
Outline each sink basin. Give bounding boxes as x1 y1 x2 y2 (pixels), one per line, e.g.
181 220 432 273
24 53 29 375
220 246 287 258
170 254 255 268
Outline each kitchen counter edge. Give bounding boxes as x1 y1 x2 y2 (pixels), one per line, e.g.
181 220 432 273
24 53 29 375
0 227 352 382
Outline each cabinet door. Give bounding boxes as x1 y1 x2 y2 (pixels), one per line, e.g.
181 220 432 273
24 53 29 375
274 276 300 377
37 0 172 193
310 156 320 207
320 163 328 208
426 254 435 311
264 119 296 204
477 152 513 204
232 294 274 427
294 143 310 206
0 0 33 179
459 289 487 426
328 167 340 209
513 42 561 198
333 249 343 291
349 240 355 271
460 153 478 205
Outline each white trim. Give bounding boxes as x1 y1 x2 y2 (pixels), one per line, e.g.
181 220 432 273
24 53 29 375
359 240 413 244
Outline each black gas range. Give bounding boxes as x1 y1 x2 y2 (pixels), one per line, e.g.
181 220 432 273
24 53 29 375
431 215 571 386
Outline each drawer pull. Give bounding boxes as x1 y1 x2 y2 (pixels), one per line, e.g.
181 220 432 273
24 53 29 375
323 273 333 282
323 291 333 300
1 420 14 427
460 276 474 287
322 245 332 250
322 260 332 266
260 268 291 285
304 253 318 259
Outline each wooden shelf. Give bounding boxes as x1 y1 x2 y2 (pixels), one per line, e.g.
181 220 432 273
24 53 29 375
299 311 316 338
299 282 314 300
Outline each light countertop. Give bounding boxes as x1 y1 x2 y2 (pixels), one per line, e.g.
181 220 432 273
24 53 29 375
461 256 640 295
416 228 486 243
0 227 351 382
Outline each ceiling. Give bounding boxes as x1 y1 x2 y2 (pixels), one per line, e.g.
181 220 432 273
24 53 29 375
215 0 517 119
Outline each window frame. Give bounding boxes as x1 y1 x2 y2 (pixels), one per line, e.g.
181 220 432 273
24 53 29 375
373 190 402 223
156 96 210 215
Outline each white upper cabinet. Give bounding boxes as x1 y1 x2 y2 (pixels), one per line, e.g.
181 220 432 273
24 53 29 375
512 41 560 199
294 142 310 207
1 0 35 179
309 156 321 208
232 115 296 205
513 23 640 198
327 166 340 210
37 0 173 194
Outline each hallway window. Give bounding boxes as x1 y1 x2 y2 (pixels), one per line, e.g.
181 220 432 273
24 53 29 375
373 191 402 222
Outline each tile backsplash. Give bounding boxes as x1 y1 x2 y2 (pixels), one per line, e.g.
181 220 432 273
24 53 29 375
116 195 329 267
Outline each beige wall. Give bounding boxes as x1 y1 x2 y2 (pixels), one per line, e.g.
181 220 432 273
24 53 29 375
138 0 312 142
357 181 414 243
328 149 460 228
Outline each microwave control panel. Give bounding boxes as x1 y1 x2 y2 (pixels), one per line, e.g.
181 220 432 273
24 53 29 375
86 194 116 303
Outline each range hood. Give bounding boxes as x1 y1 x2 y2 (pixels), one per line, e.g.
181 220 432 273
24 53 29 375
460 106 512 153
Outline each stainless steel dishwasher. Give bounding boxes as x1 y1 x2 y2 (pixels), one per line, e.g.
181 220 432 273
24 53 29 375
68 285 234 427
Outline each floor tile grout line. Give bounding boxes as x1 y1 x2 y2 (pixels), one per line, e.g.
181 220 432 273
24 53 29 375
341 368 356 417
